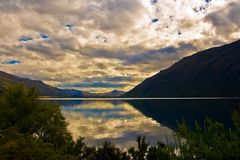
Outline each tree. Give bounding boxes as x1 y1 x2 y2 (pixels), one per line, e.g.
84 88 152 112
176 112 240 160
0 128 76 160
0 85 72 148
0 85 239 159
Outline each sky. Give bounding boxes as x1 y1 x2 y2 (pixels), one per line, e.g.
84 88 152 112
0 0 240 93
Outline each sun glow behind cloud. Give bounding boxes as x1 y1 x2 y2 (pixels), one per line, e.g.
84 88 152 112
0 0 239 92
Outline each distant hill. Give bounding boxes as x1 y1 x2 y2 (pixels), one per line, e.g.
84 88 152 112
0 71 125 98
0 70 83 97
124 40 240 97
83 90 126 98
97 90 126 97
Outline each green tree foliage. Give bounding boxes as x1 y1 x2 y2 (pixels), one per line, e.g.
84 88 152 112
128 136 149 160
0 85 239 159
176 111 240 160
0 85 72 148
147 142 177 160
0 128 76 160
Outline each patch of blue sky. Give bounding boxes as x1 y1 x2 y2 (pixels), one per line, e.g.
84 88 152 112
65 24 74 31
150 0 158 5
19 36 33 42
39 33 49 40
1 60 20 65
152 18 159 23
205 0 211 3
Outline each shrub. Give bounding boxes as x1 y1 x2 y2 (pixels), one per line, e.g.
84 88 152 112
0 85 239 159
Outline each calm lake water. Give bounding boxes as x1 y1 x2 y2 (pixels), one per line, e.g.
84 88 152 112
47 99 239 148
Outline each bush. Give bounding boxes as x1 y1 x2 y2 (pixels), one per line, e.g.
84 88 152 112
0 85 72 148
176 111 240 160
0 85 239 159
0 128 76 160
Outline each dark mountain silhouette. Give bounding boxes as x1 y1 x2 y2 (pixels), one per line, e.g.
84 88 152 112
128 99 239 130
0 71 125 97
83 90 126 97
0 70 83 97
124 40 240 97
97 90 126 97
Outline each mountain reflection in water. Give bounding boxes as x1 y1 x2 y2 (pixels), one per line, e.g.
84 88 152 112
59 99 239 148
61 100 173 148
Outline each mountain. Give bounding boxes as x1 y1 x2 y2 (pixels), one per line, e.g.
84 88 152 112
83 90 126 98
97 90 126 97
0 70 83 97
124 40 240 97
0 71 125 97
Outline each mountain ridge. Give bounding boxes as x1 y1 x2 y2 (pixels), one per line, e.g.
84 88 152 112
124 39 240 97
0 70 125 97
0 70 84 97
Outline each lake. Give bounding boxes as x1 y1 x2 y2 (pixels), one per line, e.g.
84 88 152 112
44 98 240 148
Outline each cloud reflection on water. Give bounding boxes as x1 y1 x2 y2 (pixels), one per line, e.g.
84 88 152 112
61 100 173 148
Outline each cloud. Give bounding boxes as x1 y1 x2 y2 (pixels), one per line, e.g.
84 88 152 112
62 101 173 147
79 48 128 60
126 43 196 65
205 1 240 38
59 82 127 89
85 0 146 34
24 42 66 60
0 0 239 92
83 76 133 83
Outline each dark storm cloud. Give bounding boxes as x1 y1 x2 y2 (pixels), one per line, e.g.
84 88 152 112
25 43 65 59
104 76 133 82
78 43 196 71
83 76 133 83
126 43 196 65
81 49 128 60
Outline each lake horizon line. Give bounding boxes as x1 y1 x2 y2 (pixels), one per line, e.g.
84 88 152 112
38 97 240 101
